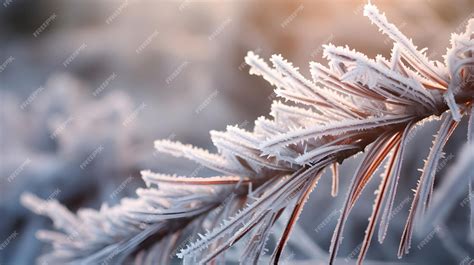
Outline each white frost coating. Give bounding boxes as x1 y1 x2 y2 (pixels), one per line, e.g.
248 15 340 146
21 3 473 265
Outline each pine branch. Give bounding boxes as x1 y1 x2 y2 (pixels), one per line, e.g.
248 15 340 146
22 3 474 265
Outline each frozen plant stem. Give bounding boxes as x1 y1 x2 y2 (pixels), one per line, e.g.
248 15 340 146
22 3 473 265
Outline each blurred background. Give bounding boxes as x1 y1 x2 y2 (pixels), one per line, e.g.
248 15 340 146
1 0 473 264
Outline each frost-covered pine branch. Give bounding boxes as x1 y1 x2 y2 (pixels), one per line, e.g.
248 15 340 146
22 3 474 265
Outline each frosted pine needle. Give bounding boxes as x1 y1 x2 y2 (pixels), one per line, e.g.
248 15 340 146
22 3 473 265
